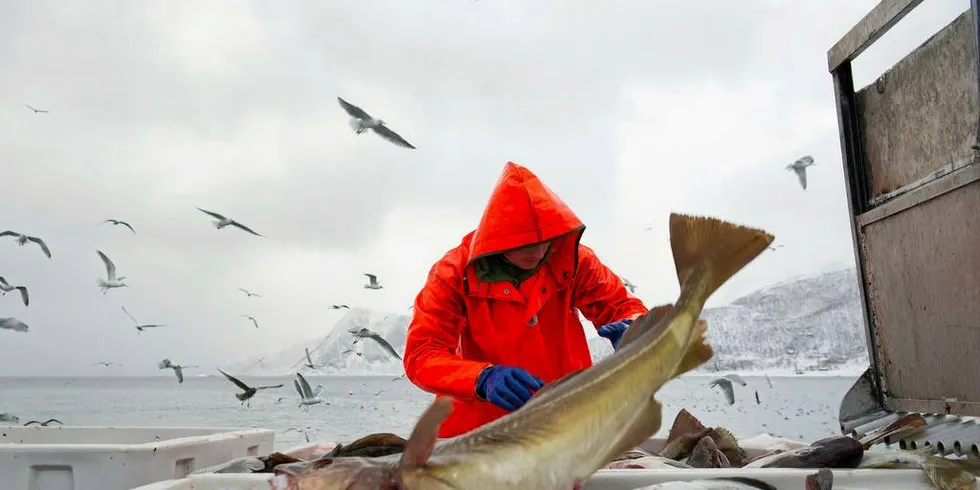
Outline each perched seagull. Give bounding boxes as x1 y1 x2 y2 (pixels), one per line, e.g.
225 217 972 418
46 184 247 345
121 306 166 334
0 317 29 333
158 358 198 383
92 361 119 367
293 372 324 412
337 97 416 149
786 155 816 190
363 273 383 290
24 419 63 427
196 208 263 237
25 104 48 114
238 288 260 298
96 250 128 293
329 304 350 310
621 276 638 294
216 369 283 408
0 231 51 258
0 276 29 306
707 374 747 405
303 347 317 370
348 327 402 360
101 219 135 234
243 315 259 329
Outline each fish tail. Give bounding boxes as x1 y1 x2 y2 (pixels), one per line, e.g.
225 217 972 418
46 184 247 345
400 396 453 468
668 213 773 307
922 455 978 489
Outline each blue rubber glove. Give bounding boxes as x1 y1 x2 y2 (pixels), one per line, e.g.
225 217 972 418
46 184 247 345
597 318 634 349
475 365 545 411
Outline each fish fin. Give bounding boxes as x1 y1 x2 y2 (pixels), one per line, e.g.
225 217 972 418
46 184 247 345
616 303 674 350
922 455 977 490
605 399 664 466
665 408 706 446
805 469 833 490
709 427 746 466
668 213 773 304
401 397 453 468
859 413 927 448
671 320 714 377
526 368 585 403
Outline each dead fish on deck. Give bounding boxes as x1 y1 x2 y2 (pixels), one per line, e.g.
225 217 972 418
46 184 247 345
659 408 745 467
326 433 407 458
632 477 777 490
744 412 925 469
271 213 773 490
191 452 302 474
858 446 980 490
605 456 693 469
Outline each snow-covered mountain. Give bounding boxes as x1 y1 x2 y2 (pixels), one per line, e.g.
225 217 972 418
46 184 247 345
223 267 869 376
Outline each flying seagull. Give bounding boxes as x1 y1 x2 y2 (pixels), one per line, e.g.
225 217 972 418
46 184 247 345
238 288 260 298
97 250 128 293
767 244 785 252
216 368 283 408
329 304 350 310
337 97 416 149
707 373 748 405
24 419 63 427
293 372 324 412
348 327 402 360
303 347 317 370
0 276 29 306
0 231 51 259
121 306 166 334
92 361 120 367
243 315 259 329
0 317 29 333
25 104 48 114
342 349 363 357
101 219 135 234
786 155 816 190
621 276 638 294
363 273 383 290
196 208 263 237
158 358 198 383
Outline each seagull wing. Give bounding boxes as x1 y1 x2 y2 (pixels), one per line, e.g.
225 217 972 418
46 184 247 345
174 365 184 383
230 220 263 237
15 286 28 307
293 378 305 399
0 231 18 238
27 237 51 258
710 378 736 405
119 221 136 234
121 306 139 325
0 276 8 287
305 348 313 366
364 273 377 285
97 250 117 280
372 124 416 149
337 97 372 120
0 317 29 332
794 167 808 190
724 373 747 386
140 324 167 329
368 334 403 361
254 383 284 391
296 372 314 398
196 208 227 220
216 368 253 391
43 418 63 426
796 155 814 166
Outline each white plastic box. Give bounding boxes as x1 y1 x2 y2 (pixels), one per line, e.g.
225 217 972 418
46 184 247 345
130 436 977 490
0 425 275 490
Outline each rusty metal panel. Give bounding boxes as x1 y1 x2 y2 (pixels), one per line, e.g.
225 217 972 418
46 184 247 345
827 0 924 71
858 175 980 414
854 9 980 198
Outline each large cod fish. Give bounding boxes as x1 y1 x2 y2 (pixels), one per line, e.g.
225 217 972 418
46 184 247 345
272 212 774 490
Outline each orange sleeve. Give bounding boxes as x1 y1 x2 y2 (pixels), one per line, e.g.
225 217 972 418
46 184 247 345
572 245 648 328
403 263 491 400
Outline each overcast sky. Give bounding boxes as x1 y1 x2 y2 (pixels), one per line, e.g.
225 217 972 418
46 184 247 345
0 0 969 376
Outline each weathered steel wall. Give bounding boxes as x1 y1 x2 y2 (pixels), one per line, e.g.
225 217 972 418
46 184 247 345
855 9 979 197
860 175 980 409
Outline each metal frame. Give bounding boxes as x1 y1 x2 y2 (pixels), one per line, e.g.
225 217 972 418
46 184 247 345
829 0 980 419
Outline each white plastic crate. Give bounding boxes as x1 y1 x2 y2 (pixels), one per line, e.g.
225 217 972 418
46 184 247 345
131 434 976 490
0 425 275 490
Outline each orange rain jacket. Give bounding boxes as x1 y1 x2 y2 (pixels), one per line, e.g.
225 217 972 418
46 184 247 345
403 161 648 438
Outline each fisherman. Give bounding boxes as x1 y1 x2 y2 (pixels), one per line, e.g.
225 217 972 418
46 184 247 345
403 161 649 438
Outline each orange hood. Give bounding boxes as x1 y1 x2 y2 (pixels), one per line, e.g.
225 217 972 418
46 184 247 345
466 161 585 264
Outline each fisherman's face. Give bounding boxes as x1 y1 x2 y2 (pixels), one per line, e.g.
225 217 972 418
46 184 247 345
503 241 551 270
